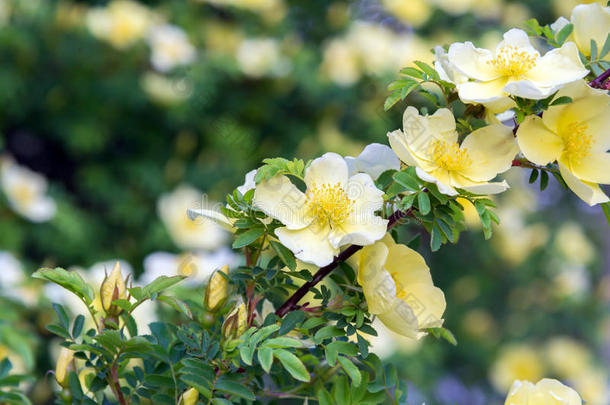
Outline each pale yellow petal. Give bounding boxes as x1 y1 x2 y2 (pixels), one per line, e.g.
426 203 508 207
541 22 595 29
460 124 518 182
357 242 395 314
401 282 446 329
448 41 500 81
401 107 457 161
304 152 348 189
572 3 610 56
569 152 610 184
382 238 432 287
388 129 417 166
559 162 609 206
524 42 588 88
498 29 538 55
253 175 311 230
516 116 563 165
377 299 419 339
457 77 509 103
461 180 510 195
275 225 338 267
536 379 582 405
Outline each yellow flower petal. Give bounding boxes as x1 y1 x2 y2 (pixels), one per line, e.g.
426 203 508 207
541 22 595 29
572 3 610 56
448 41 500 81
457 77 509 103
253 175 311 230
524 42 589 89
459 124 517 182
304 152 348 190
559 162 609 206
516 116 563 166
275 225 338 267
568 152 610 184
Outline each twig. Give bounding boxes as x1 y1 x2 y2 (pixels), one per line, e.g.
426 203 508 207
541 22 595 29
274 210 414 317
590 67 610 89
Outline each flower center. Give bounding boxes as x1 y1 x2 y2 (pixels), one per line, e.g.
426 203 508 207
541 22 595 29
429 140 472 171
488 45 537 76
390 272 407 300
12 184 35 206
306 183 354 226
560 121 593 164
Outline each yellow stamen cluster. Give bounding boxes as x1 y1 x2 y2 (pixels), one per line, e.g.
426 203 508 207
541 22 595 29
306 183 354 226
560 121 593 164
391 272 407 300
13 185 35 205
430 140 472 171
488 45 537 76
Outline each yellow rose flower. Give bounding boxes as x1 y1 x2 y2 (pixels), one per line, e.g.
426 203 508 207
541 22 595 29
448 29 588 102
491 344 545 392
356 234 446 339
204 265 230 313
253 153 388 267
504 379 582 405
516 80 610 205
86 0 155 49
388 106 518 195
551 3 610 57
545 337 592 379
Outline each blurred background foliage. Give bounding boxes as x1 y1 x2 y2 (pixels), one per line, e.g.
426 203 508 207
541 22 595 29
0 0 608 403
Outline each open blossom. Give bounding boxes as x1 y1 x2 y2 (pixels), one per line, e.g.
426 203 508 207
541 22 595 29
344 143 400 180
86 0 155 49
551 3 610 57
388 107 518 195
356 234 446 339
504 379 582 405
0 157 56 222
148 24 196 72
516 80 610 205
236 38 290 78
253 153 387 267
158 185 228 250
447 28 588 103
491 344 545 392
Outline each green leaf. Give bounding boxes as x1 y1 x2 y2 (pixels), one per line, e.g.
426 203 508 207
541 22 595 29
269 240 296 271
540 170 549 191
417 192 431 215
325 341 359 366
46 324 70 339
400 67 424 79
591 39 598 60
555 23 573 45
157 295 192 319
601 202 610 226
393 171 420 192
338 356 362 386
333 375 350 405
53 303 70 330
215 377 256 401
258 347 274 373
599 33 610 59
278 310 305 335
263 337 303 348
72 315 85 338
32 267 94 305
232 227 265 249
528 169 539 184
142 276 186 297
211 399 232 405
413 61 440 80
427 327 458 346
550 96 572 106
384 92 402 111
430 224 443 251
317 388 334 405
181 374 212 399
314 326 344 343
274 349 310 382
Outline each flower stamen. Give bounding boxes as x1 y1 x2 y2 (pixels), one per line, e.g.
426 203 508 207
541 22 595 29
306 183 354 226
429 140 472 171
488 45 537 76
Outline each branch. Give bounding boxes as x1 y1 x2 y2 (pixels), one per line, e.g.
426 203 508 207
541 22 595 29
590 67 610 89
275 209 414 317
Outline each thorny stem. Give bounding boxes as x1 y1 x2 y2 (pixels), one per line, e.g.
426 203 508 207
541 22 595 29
275 209 415 317
511 158 560 174
590 67 610 89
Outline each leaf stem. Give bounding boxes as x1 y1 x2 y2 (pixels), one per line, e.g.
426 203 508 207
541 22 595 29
590 67 610 89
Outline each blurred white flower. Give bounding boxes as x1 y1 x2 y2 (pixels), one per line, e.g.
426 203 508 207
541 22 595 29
320 38 361 86
554 222 595 265
344 143 400 180
0 0 11 24
236 38 291 78
86 0 155 49
158 185 228 251
141 248 239 286
572 368 610 405
0 157 56 222
141 72 191 105
148 24 196 72
0 251 23 289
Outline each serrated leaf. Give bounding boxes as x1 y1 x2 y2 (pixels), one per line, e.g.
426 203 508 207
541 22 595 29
417 192 431 215
142 276 186 297
528 169 539 184
269 240 296 271
215 377 255 401
393 171 420 192
278 310 305 335
555 23 573 45
232 227 265 249
258 347 274 373
274 349 310 382
32 267 94 305
157 295 192 319
317 388 334 405
338 356 362 386
72 315 85 338
540 170 549 191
